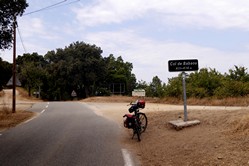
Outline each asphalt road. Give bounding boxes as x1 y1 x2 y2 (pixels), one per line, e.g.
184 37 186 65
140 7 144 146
0 102 124 166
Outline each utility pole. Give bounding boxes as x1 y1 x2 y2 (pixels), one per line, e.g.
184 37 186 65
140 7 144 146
12 15 17 113
9 1 80 112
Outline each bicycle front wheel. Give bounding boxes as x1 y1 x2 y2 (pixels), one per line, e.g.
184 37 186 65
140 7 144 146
137 112 147 133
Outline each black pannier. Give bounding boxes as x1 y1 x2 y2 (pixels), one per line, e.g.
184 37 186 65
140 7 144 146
129 105 138 113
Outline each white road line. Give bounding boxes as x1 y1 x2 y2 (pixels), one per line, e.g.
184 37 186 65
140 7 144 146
122 148 134 166
43 102 49 112
41 109 46 114
45 102 49 108
24 116 37 124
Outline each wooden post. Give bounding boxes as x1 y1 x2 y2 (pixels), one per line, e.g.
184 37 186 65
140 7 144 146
12 16 16 113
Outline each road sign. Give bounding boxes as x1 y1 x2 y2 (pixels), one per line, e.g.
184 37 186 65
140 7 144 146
168 59 199 72
168 59 199 122
6 75 21 86
71 90 77 97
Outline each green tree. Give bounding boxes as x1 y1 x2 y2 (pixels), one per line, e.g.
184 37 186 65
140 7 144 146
136 80 148 90
215 66 249 98
44 41 106 100
187 68 223 98
226 65 249 82
104 54 136 95
165 74 183 98
17 53 47 97
0 57 12 90
0 0 28 49
15 42 137 100
147 76 164 97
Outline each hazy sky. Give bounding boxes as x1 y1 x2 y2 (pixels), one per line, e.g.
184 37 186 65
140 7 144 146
1 0 249 83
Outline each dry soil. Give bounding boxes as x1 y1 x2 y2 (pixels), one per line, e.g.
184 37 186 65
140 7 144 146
83 96 249 166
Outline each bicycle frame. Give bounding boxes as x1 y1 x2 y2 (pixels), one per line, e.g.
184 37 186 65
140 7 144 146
123 102 147 142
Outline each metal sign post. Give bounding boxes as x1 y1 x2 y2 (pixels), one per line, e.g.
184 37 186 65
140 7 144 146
168 59 199 122
182 72 188 121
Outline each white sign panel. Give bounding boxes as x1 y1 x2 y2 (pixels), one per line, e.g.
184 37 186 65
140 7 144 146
132 89 145 97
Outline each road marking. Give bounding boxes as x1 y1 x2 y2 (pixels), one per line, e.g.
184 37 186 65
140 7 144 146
122 148 134 166
41 109 46 114
45 102 50 108
42 102 49 113
24 116 37 124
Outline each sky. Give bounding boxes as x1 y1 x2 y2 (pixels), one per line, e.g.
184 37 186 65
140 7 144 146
1 0 249 83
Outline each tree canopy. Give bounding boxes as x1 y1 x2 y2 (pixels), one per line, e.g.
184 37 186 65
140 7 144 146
136 66 249 99
0 0 28 50
14 41 136 100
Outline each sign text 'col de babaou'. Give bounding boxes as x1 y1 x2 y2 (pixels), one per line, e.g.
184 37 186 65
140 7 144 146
168 59 199 72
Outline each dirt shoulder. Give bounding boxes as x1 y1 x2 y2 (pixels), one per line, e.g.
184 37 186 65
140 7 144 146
0 89 40 131
82 96 249 166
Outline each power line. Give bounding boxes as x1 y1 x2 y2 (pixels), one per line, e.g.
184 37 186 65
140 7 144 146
16 0 80 53
17 26 27 53
23 0 67 16
48 0 80 9
23 0 80 16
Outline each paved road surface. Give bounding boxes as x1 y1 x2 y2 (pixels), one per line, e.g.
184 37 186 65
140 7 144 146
0 102 124 166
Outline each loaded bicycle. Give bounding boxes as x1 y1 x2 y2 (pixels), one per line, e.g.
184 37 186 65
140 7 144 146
123 99 148 141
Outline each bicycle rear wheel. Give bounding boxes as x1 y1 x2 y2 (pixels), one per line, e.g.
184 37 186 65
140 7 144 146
137 112 147 133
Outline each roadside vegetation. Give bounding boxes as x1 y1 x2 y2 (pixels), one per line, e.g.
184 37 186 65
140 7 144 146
140 66 249 100
1 44 249 103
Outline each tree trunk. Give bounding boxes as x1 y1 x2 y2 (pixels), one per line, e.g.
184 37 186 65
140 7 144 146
28 86 31 97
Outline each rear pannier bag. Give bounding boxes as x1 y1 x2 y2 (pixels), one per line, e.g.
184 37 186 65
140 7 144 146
123 114 135 128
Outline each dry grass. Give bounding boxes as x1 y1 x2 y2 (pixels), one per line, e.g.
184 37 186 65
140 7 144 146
232 114 249 135
0 88 37 131
83 95 249 106
187 97 249 106
17 87 29 98
0 103 36 131
16 87 40 101
144 96 249 106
